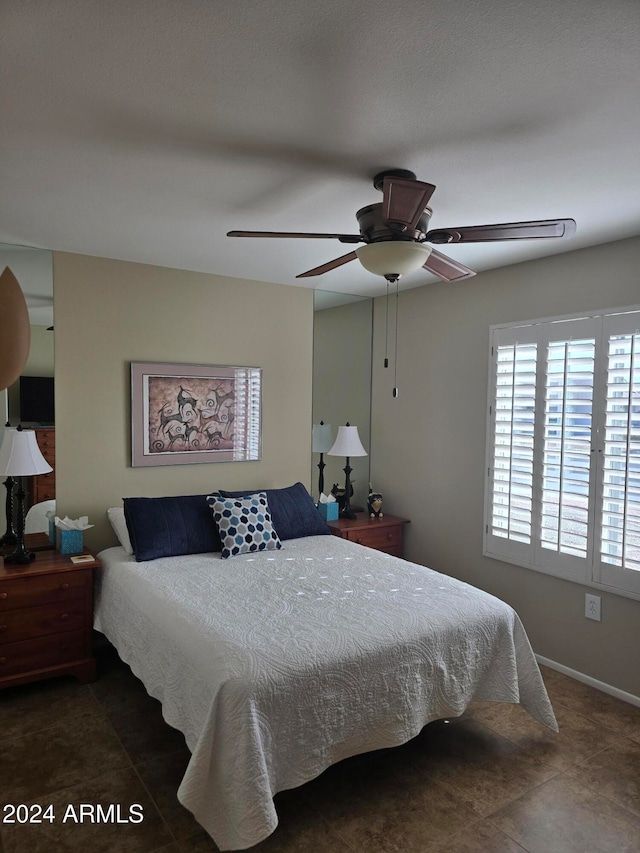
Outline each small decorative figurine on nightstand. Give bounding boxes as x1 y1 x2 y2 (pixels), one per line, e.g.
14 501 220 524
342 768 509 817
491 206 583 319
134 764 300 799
367 483 383 518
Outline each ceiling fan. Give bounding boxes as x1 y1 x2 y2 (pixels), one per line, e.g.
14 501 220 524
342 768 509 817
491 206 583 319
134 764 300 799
228 168 576 284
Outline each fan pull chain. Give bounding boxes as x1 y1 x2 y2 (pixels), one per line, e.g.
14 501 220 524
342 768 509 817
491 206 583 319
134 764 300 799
384 280 390 368
393 278 399 398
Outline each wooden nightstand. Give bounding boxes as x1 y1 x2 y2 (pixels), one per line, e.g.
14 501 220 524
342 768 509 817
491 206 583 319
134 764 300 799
0 549 99 689
327 512 410 557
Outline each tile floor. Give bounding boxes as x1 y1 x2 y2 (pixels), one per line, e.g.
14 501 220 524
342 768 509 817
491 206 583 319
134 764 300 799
0 642 639 852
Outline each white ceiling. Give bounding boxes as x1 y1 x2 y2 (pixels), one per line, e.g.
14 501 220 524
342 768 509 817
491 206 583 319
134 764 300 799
1 0 640 300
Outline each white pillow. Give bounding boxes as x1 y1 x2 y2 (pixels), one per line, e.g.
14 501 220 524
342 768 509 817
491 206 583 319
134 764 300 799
25 499 56 534
107 507 134 555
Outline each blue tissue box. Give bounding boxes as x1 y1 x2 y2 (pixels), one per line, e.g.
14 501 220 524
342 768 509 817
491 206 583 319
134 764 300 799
317 501 339 521
59 529 84 555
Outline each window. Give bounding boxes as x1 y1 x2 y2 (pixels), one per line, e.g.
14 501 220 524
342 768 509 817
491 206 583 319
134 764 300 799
484 306 640 599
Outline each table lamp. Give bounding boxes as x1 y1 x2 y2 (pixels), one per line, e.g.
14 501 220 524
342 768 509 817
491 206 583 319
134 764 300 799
0 425 53 564
328 423 368 519
311 421 333 499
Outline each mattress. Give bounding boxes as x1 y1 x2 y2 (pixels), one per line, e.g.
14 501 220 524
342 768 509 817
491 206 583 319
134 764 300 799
94 535 556 850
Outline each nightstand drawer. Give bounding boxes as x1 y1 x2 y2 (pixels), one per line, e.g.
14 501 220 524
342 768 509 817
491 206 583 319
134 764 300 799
38 444 55 457
0 630 86 677
0 570 90 612
327 514 409 558
34 486 56 502
0 601 88 643
346 525 403 552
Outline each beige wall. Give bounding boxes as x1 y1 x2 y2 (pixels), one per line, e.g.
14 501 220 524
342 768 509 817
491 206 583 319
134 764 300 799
370 234 640 697
53 252 314 552
312 299 372 507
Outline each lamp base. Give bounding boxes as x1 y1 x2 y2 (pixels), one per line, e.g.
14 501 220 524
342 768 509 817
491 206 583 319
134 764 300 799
1 474 17 550
0 531 18 549
339 507 358 520
4 476 35 564
4 550 35 565
339 456 357 520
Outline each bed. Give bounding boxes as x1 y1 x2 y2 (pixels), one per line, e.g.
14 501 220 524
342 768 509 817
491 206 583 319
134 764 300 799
94 524 557 851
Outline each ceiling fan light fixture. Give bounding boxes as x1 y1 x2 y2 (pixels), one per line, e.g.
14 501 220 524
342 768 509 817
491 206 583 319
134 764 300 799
355 242 432 277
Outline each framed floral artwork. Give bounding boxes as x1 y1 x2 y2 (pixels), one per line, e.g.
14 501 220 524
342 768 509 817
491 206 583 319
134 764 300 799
131 362 262 467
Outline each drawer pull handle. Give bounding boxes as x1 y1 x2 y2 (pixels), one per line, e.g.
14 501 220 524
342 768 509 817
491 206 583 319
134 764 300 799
60 613 69 621
356 538 362 544
387 533 394 540
60 583 70 590
0 592 7 600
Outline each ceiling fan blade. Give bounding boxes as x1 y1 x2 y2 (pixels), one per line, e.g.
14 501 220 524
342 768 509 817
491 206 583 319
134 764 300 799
423 249 477 282
227 230 363 244
426 218 576 244
296 251 358 279
382 177 436 232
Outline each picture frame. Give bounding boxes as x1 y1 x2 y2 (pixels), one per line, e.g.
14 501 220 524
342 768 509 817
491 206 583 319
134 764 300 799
131 361 262 467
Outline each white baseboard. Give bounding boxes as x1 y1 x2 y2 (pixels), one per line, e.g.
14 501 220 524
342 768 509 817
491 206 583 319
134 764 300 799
536 654 640 709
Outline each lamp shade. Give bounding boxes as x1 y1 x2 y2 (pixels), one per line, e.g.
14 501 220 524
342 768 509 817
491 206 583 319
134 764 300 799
356 242 432 277
0 427 17 473
312 422 334 453
0 427 53 476
0 267 31 392
328 424 367 458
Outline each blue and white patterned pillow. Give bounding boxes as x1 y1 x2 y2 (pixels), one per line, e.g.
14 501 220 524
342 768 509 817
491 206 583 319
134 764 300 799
206 492 282 559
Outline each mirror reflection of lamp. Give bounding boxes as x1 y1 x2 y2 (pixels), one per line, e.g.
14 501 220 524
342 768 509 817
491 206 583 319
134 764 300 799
311 421 333 500
328 423 368 520
0 426 53 564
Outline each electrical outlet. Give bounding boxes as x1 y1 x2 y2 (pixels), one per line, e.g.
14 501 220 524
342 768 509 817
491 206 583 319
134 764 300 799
585 593 601 621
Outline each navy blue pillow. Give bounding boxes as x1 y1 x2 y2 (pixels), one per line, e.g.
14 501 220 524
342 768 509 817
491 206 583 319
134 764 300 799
124 494 222 562
217 482 329 541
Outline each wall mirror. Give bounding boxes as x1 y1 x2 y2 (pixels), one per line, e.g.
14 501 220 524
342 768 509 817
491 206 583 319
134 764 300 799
0 243 54 425
0 243 54 531
312 290 373 513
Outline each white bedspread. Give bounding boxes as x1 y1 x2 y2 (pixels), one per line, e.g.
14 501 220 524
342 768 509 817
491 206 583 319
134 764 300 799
94 535 556 850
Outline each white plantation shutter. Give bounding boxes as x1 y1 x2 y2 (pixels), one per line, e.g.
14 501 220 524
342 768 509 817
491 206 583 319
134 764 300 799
594 313 640 595
535 318 598 580
486 325 538 565
540 339 594 558
491 344 535 537
485 307 640 599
